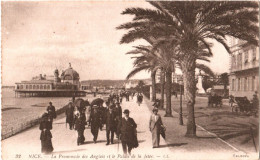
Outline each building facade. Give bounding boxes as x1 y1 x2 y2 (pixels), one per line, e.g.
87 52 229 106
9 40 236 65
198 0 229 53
229 38 259 99
15 64 86 97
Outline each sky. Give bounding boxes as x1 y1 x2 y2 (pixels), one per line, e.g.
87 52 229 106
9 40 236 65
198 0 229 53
1 1 229 86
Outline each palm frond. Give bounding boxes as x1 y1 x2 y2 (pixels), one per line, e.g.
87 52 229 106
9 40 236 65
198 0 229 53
196 63 215 77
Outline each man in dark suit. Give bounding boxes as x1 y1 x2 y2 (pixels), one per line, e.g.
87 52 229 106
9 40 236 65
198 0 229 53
117 109 137 156
89 106 102 143
46 102 56 125
65 102 75 130
115 102 122 119
74 112 86 145
105 106 117 145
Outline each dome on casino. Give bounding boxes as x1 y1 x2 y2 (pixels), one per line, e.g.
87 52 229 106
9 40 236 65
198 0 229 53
61 63 79 80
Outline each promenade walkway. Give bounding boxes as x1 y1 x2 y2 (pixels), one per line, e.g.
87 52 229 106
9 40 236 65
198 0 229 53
2 96 256 160
2 97 171 160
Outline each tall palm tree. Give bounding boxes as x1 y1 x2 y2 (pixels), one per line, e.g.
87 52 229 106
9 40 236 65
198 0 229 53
159 68 165 109
117 5 217 118
120 1 258 137
125 46 158 101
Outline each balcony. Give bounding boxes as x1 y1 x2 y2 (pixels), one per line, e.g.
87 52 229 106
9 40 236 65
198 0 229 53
230 59 259 73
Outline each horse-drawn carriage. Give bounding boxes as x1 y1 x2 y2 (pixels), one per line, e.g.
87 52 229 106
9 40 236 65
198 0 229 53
208 94 223 107
231 97 258 116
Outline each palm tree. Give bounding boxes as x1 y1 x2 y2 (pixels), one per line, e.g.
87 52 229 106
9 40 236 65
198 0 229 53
120 1 258 137
117 4 217 118
159 68 165 109
125 46 158 101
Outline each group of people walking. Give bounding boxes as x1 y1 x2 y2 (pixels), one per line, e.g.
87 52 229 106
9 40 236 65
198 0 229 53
39 90 165 156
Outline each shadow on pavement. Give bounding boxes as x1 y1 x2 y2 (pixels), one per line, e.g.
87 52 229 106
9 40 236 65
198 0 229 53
53 149 86 154
159 143 188 148
138 140 146 143
196 136 216 139
53 122 66 125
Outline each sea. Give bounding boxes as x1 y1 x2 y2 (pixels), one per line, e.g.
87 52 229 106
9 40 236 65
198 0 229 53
1 88 96 137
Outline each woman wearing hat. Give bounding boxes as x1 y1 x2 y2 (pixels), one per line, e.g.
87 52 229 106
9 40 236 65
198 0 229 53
149 108 164 148
39 112 54 154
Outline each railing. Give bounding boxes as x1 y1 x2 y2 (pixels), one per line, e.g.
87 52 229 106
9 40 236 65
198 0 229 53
1 105 68 140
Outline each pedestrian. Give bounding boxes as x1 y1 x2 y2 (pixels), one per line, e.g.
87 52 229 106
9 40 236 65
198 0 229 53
137 93 143 106
229 95 235 112
39 112 54 154
149 108 164 148
252 91 259 108
46 102 56 126
117 109 138 156
65 102 75 130
105 106 117 145
115 102 122 119
89 105 102 143
74 111 86 145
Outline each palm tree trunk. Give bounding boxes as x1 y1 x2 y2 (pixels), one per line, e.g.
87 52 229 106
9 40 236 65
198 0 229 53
160 69 165 109
182 58 197 137
165 70 172 117
151 71 156 102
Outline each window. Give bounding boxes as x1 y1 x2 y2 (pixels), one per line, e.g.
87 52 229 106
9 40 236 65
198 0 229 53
244 51 248 64
29 85 32 89
252 48 256 61
36 85 39 89
26 85 28 89
33 85 36 89
248 77 251 91
44 85 47 89
232 79 235 91
244 77 247 91
252 76 255 91
47 85 50 89
40 85 43 89
238 78 240 91
232 55 236 68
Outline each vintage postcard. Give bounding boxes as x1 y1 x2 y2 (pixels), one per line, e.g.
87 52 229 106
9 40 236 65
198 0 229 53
1 1 259 160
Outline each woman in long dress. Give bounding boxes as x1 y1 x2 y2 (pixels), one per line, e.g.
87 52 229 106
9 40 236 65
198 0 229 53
149 108 164 148
39 112 54 154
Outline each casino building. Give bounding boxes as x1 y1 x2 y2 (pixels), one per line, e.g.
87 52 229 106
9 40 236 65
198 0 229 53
15 63 86 97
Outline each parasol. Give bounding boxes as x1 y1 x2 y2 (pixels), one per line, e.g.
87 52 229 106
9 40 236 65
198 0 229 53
91 98 104 106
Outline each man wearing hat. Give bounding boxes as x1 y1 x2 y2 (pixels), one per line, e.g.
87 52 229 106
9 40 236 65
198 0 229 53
65 102 75 130
89 105 102 143
74 111 86 145
117 109 137 156
149 108 164 148
115 102 122 119
46 102 56 126
105 106 117 145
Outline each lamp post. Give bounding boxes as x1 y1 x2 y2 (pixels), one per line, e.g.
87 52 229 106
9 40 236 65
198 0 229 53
179 80 184 125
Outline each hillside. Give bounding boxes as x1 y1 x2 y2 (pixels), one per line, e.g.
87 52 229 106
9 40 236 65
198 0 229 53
81 79 150 87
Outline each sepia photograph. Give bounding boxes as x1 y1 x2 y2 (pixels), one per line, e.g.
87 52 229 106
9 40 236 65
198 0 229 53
1 1 259 160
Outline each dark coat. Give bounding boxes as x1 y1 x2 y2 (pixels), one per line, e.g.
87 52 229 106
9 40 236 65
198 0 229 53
114 106 122 119
74 114 86 131
65 106 74 123
105 111 117 131
47 105 56 119
117 117 137 142
39 120 52 140
90 111 102 128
